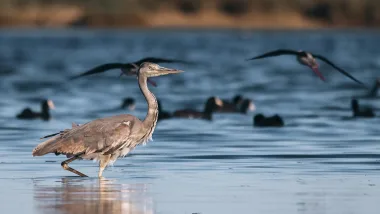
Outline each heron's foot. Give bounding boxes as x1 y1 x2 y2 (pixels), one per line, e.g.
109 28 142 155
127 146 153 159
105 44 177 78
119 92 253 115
61 158 88 177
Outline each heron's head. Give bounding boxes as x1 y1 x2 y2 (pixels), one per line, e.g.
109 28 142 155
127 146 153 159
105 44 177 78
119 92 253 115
138 62 183 78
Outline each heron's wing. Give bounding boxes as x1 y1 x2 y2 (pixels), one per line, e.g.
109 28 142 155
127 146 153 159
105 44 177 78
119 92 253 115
32 115 138 157
40 123 80 139
313 54 365 85
246 49 301 60
134 57 191 65
69 63 126 80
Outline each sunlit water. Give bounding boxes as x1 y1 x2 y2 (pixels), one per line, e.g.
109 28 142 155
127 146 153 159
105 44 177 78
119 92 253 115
0 29 379 214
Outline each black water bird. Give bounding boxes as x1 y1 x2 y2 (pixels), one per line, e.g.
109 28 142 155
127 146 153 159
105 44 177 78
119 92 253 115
217 95 244 112
218 97 255 114
247 49 364 85
157 99 171 121
351 99 375 118
253 113 284 127
173 97 223 120
121 97 135 110
16 99 55 121
239 99 256 114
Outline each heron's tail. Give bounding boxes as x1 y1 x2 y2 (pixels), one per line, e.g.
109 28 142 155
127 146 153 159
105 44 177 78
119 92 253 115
32 135 62 156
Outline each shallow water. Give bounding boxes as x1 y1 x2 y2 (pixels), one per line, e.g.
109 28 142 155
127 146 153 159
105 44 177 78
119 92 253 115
0 29 379 214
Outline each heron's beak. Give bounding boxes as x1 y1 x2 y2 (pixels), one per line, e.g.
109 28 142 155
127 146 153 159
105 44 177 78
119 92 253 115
47 100 55 110
119 66 157 87
157 66 184 75
310 65 325 81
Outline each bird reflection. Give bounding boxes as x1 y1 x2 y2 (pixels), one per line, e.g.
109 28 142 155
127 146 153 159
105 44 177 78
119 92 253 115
33 178 154 214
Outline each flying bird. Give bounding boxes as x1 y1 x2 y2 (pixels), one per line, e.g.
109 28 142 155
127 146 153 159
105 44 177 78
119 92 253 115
69 57 190 81
247 49 364 85
32 63 183 178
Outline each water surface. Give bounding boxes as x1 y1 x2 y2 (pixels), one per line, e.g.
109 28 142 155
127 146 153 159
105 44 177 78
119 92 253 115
0 29 379 214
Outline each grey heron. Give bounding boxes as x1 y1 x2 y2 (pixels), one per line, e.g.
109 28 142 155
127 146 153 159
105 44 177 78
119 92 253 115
32 62 183 178
246 49 364 85
16 99 55 121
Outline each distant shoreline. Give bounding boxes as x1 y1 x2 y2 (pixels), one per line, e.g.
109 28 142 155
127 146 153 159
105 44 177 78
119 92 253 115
0 1 379 29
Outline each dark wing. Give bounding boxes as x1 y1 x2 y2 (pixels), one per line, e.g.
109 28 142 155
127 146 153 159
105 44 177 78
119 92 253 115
247 49 301 60
69 63 126 80
313 54 365 86
366 81 378 97
134 57 191 66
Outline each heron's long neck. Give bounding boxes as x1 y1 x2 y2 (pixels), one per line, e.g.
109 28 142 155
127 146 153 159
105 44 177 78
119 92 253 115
138 75 158 131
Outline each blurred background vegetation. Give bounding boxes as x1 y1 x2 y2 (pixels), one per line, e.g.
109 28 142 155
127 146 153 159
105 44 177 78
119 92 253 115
0 0 380 28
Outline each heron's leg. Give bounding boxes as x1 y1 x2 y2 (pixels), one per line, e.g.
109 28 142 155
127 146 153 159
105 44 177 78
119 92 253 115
98 154 111 178
61 155 88 177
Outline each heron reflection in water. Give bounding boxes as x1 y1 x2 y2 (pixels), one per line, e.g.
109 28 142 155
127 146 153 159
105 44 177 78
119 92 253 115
33 178 153 214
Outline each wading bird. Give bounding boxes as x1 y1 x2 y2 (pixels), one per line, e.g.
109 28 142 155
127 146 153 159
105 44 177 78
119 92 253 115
247 49 364 85
16 99 55 121
32 63 183 178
